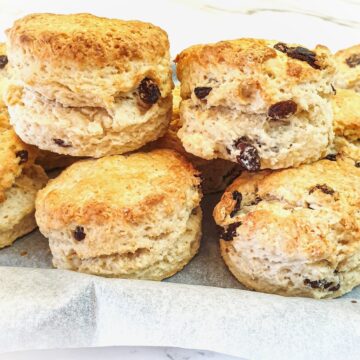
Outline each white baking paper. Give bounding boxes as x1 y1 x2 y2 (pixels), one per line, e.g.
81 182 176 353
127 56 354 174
0 194 360 360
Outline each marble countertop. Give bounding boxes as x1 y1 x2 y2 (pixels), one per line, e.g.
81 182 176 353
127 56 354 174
1 346 241 360
0 1 359 359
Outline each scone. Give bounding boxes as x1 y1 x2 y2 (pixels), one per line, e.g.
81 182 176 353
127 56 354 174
175 38 335 170
334 44 360 92
144 86 242 193
214 158 360 299
4 13 173 157
0 129 48 248
331 88 360 163
35 149 202 280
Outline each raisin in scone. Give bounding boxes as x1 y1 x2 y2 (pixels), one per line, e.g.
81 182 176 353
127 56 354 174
35 149 202 280
334 44 360 92
0 128 47 248
143 86 242 194
214 158 360 299
175 38 335 170
4 13 173 157
331 88 360 163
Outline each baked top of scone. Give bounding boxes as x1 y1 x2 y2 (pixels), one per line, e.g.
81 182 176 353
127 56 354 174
7 13 169 69
176 38 335 101
214 157 360 264
36 149 202 230
0 129 37 202
332 88 360 140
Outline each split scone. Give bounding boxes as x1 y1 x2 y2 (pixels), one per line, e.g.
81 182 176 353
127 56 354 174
331 88 360 163
334 44 360 92
0 129 47 248
214 158 360 299
35 150 202 280
175 38 335 170
144 86 242 194
4 13 173 157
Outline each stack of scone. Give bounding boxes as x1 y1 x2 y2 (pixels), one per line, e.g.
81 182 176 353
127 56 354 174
2 13 204 281
2 12 360 297
175 39 360 299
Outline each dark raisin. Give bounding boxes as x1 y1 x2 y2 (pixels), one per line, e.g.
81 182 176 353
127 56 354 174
287 46 320 69
194 87 212 99
328 283 340 292
304 279 334 289
309 184 335 195
351 300 357 303
53 138 72 147
345 54 360 68
249 196 262 206
138 77 161 105
236 145 260 172
274 42 288 53
268 100 297 120
355 161 360 168
274 43 320 69
325 153 337 161
234 137 260 172
331 84 336 95
230 191 242 217
73 226 86 241
0 55 8 69
15 150 28 164
220 222 241 241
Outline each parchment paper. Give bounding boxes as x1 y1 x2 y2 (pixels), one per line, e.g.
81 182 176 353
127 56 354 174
0 194 360 359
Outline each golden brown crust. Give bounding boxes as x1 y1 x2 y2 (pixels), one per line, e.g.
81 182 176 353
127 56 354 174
214 158 360 263
176 38 333 83
7 13 169 69
332 89 360 140
36 149 202 230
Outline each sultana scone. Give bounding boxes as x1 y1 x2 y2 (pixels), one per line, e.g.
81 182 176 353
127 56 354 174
35 149 202 280
175 38 335 171
214 158 360 299
4 13 173 157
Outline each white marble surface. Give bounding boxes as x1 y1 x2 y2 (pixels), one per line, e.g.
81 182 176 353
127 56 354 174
0 1 359 359
0 346 241 360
